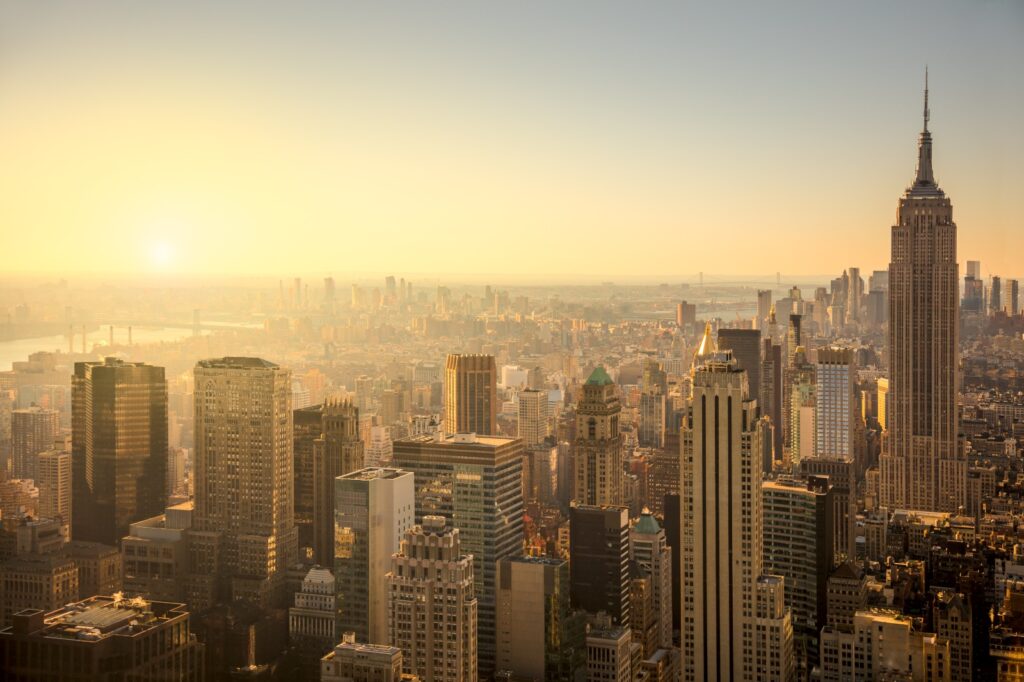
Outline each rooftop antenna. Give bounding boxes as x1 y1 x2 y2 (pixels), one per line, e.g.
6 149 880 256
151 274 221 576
923 66 930 132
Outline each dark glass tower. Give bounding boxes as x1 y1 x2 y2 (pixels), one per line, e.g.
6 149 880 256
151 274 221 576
72 358 168 545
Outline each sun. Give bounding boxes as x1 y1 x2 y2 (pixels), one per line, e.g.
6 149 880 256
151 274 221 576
149 241 175 268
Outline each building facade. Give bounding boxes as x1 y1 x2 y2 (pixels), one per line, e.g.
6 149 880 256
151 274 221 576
188 357 297 610
72 358 168 545
879 82 962 512
335 467 415 645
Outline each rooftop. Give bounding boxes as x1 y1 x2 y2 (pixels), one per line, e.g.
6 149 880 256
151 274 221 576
3 595 189 641
585 366 614 386
196 356 279 369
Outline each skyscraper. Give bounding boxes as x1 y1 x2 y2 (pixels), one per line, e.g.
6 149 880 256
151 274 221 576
388 516 477 682
334 467 414 646
444 353 497 436
569 504 630 626
814 347 857 461
11 405 59 482
990 276 1002 315
72 358 167 545
517 388 550 447
495 556 586 681
762 475 834 671
757 290 773 325
879 76 962 512
717 329 761 407
573 367 623 506
188 357 297 610
313 399 364 566
680 335 792 681
629 510 673 650
36 441 72 538
392 432 523 678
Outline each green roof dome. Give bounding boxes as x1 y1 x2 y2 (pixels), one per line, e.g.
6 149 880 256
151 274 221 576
634 512 661 534
586 366 614 386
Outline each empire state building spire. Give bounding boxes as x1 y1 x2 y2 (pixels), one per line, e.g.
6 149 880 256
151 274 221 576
914 67 935 187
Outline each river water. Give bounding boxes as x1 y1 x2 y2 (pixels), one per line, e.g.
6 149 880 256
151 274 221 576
0 326 214 371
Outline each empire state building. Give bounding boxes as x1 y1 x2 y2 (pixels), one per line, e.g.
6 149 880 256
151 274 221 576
879 74 963 512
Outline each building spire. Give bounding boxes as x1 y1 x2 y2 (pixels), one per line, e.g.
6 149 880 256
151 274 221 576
914 67 934 187
923 66 929 133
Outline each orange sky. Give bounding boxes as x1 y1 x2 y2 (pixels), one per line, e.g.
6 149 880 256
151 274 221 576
2 2 1022 281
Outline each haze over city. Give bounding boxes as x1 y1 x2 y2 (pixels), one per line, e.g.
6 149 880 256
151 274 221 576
2 3 1024 682
2 1 1022 279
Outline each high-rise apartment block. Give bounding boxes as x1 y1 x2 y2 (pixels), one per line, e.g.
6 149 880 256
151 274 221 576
36 441 71 538
518 388 550 447
444 354 497 436
573 367 623 506
879 82 963 512
334 467 415 645
11 405 59 482
762 475 834 670
815 347 857 461
388 516 477 682
188 357 297 610
72 358 168 545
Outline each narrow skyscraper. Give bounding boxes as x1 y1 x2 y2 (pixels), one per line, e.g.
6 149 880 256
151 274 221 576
313 399 364 566
879 74 962 512
680 334 792 680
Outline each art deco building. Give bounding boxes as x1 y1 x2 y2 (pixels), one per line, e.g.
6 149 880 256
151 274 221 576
630 511 673 651
72 358 168 545
392 433 523 678
335 467 415 646
188 357 297 610
444 354 497 436
0 595 204 680
879 77 963 512
573 367 623 506
680 331 792 681
495 556 585 681
313 399 364 566
10 405 59 482
388 516 477 682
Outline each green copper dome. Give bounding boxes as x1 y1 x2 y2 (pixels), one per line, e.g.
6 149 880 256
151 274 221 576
634 512 661 534
585 366 614 386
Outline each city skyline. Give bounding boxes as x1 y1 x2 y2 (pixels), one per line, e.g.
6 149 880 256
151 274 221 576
4 4 1024 681
2 1 1022 279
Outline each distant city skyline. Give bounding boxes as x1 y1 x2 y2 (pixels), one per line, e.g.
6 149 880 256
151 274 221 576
2 1 1021 277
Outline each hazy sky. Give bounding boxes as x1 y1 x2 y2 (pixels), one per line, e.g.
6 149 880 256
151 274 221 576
2 1 1022 281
